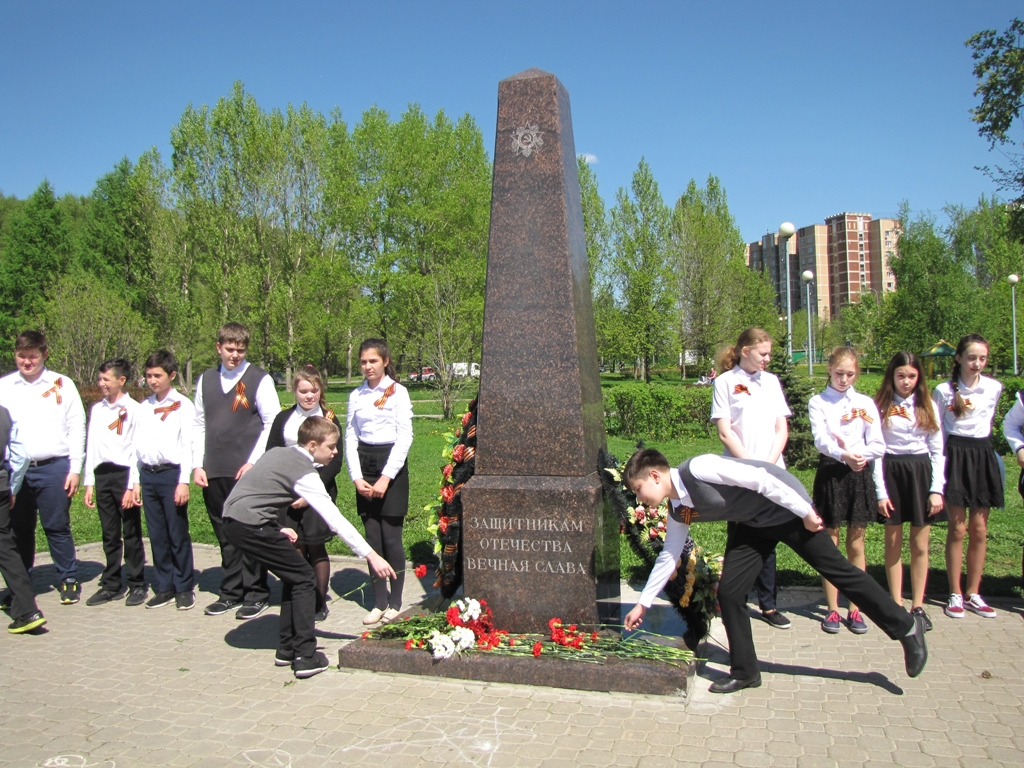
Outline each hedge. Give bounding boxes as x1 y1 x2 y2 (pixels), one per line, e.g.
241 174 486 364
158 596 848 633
605 383 714 440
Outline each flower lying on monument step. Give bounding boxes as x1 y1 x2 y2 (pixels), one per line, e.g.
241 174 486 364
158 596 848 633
361 596 697 667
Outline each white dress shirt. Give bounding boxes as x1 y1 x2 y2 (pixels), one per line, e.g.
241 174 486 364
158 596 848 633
7 422 29 495
871 393 945 499
345 375 414 482
711 366 791 466
808 385 885 463
130 389 197 485
291 447 371 558
282 404 324 447
0 367 86 473
84 393 139 488
933 376 1003 439
637 456 813 608
1002 390 1024 454
192 361 281 468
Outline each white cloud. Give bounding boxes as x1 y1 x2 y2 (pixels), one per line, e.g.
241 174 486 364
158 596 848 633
580 153 598 164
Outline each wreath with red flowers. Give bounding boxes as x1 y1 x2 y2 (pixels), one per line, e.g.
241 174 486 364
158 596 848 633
426 398 478 598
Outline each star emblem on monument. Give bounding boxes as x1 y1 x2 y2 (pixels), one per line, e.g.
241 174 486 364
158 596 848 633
511 124 544 157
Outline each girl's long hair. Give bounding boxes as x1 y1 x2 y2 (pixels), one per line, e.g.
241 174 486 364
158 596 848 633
949 333 989 418
715 327 772 372
293 364 330 414
359 337 398 381
875 351 938 432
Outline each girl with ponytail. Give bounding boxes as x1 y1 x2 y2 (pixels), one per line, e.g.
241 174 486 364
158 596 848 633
265 364 343 621
711 327 793 629
932 334 1003 620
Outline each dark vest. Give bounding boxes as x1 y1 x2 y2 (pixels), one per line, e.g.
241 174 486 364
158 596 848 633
202 364 268 478
672 456 811 528
0 405 11 494
223 447 317 526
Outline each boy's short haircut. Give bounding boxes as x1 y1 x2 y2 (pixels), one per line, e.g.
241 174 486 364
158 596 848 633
217 322 250 347
145 350 178 376
297 416 340 446
623 448 671 485
99 357 132 381
15 330 47 353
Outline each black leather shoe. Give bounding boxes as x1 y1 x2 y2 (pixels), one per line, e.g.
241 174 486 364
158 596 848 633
709 674 762 694
900 612 928 677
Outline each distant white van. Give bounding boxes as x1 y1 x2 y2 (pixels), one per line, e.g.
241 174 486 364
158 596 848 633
451 362 480 378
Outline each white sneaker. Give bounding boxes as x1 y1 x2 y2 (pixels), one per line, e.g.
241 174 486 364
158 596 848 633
944 593 965 619
380 608 401 624
362 607 385 625
965 594 997 618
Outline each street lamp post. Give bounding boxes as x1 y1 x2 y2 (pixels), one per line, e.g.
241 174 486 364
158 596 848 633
1010 274 1020 375
780 222 796 361
802 270 814 377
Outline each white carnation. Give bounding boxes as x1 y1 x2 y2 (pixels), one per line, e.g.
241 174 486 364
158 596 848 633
457 598 482 622
428 630 455 660
451 626 476 652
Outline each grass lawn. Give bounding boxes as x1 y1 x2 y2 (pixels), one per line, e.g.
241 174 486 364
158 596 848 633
49 376 1024 599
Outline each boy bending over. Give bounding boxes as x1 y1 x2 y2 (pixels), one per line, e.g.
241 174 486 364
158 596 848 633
622 449 927 693
222 416 395 679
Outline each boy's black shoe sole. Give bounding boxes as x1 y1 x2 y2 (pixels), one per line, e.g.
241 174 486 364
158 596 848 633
709 675 762 694
8 612 46 634
292 651 330 679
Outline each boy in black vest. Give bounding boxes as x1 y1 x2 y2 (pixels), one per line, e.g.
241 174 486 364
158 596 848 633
0 405 45 633
222 416 395 678
621 449 927 693
193 323 281 619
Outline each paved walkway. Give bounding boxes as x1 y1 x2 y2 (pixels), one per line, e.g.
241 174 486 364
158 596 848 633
2 542 1023 768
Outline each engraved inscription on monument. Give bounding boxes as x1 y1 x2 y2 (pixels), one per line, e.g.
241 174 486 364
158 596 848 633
464 515 588 575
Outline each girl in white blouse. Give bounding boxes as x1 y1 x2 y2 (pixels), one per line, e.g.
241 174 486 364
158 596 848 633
808 347 885 635
872 352 944 631
265 365 343 622
711 327 792 629
932 334 1003 620
345 338 414 625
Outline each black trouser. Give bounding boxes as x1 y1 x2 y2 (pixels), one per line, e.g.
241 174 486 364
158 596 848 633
360 513 405 610
140 465 194 593
727 521 778 612
204 477 269 605
223 518 316 659
94 464 145 591
0 493 40 620
718 518 914 681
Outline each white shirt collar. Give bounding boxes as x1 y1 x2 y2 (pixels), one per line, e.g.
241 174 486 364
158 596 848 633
297 403 321 417
221 361 249 380
364 375 394 392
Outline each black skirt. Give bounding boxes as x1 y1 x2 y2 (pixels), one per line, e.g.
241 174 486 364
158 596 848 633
283 498 335 546
813 454 877 529
944 435 1004 509
355 441 410 519
880 453 947 527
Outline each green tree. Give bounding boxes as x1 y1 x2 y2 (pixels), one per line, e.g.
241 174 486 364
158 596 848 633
0 180 71 341
578 157 624 367
767 334 817 470
967 19 1024 237
611 159 673 383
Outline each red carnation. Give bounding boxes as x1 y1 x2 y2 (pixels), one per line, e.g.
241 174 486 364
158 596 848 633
414 564 427 578
361 632 370 639
452 444 466 463
462 410 472 427
438 516 449 534
440 485 455 504
548 617 562 631
442 463 454 479
591 632 599 642
532 642 542 657
405 639 414 651
648 528 659 539
446 606 461 626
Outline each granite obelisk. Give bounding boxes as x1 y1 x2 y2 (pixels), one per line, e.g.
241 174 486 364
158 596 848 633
461 69 619 633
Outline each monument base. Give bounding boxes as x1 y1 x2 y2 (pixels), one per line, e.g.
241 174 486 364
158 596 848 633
337 639 699 697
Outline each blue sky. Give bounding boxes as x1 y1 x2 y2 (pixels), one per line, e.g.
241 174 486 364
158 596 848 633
0 1 1019 242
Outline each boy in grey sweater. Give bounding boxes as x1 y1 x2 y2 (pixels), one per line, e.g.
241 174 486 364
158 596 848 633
223 417 394 678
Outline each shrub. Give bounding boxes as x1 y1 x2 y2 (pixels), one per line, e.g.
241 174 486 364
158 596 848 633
606 384 713 440
993 376 1024 456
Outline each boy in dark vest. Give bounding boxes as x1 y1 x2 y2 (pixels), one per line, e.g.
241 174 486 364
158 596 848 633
0 404 44 633
622 449 927 693
223 416 395 678
193 323 281 619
